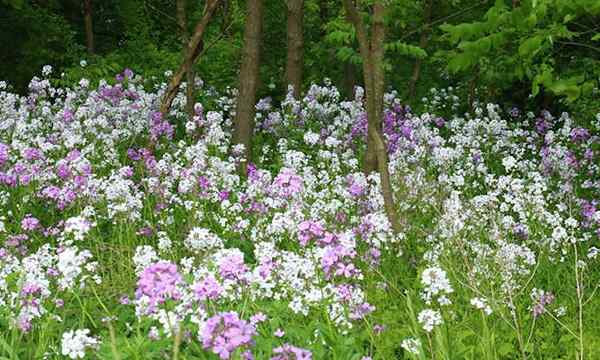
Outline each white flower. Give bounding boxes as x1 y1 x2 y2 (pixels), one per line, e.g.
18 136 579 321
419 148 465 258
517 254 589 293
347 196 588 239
133 246 158 275
56 247 94 290
502 156 517 172
157 231 172 251
64 216 93 241
61 329 99 359
303 131 320 145
417 309 442 332
470 297 492 315
400 337 421 355
421 266 453 305
42 65 53 76
185 227 223 252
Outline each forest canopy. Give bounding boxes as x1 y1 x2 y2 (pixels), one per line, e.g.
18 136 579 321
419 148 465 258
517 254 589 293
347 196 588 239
1 0 598 117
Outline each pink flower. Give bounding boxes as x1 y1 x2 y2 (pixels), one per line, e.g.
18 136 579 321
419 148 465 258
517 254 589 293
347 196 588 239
135 261 182 314
273 168 303 198
271 343 312 360
201 312 256 360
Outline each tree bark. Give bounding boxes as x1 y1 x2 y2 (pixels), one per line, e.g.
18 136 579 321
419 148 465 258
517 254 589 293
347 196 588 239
83 0 94 54
159 0 221 115
176 0 195 118
233 0 264 174
342 0 401 233
342 0 376 173
408 0 433 99
343 61 356 98
285 0 304 98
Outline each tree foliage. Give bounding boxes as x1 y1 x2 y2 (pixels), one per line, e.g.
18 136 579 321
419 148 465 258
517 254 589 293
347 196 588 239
0 0 597 116
439 0 600 106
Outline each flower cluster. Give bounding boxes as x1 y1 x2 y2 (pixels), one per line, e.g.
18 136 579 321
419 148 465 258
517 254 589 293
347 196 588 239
201 312 257 359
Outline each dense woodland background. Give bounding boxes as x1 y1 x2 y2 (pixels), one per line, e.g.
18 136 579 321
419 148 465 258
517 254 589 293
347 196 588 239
1 0 598 118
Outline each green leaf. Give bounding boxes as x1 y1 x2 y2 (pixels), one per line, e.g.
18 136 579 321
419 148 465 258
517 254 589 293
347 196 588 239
1 0 24 9
519 36 544 58
498 343 514 356
385 41 427 59
447 53 474 73
549 76 584 102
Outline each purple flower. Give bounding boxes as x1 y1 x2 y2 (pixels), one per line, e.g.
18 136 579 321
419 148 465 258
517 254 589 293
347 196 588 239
149 112 174 141
347 177 365 197
0 143 9 166
127 148 141 161
135 261 182 313
297 221 324 246
532 291 555 318
56 163 71 179
21 215 40 231
273 168 303 198
513 223 529 240
581 200 597 224
23 147 42 161
218 253 248 280
250 313 267 325
535 118 551 134
400 123 413 140
373 324 385 334
193 275 223 301
570 128 590 143
198 176 211 190
218 191 230 201
246 163 259 181
350 302 375 320
201 312 256 360
123 68 134 79
137 227 153 237
271 343 312 360
62 109 74 122
433 117 445 128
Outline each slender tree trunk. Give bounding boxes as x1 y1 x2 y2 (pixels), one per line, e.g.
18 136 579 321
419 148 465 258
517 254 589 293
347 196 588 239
233 0 264 174
83 0 94 54
176 0 195 118
319 0 328 35
343 61 356 98
408 0 433 99
342 0 376 172
343 0 401 233
221 1 231 33
285 0 304 98
160 0 221 115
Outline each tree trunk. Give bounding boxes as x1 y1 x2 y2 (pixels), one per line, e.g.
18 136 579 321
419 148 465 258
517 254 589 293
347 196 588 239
221 0 231 33
342 0 401 233
342 0 376 173
233 0 264 174
83 0 94 54
343 61 356 98
408 0 433 99
176 0 195 118
285 0 304 98
319 0 328 36
160 0 221 115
